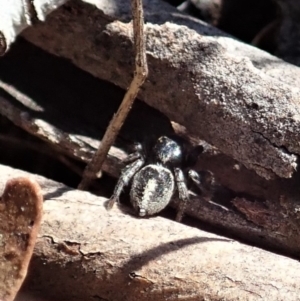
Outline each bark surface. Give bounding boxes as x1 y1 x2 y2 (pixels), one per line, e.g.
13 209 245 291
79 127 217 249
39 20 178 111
0 164 299 301
0 177 43 301
21 0 300 180
1 40 300 257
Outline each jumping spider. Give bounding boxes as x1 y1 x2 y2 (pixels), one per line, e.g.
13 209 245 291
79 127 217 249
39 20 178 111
107 136 214 222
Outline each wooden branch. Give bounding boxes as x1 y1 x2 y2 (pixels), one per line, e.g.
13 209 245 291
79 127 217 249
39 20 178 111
0 164 299 301
20 0 300 180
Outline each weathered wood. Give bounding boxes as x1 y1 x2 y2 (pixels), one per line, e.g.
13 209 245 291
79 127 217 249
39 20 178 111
0 78 127 179
0 164 300 301
0 177 43 301
1 41 300 257
21 0 300 180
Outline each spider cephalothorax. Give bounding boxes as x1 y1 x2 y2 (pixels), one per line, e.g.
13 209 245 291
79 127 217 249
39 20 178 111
107 136 211 222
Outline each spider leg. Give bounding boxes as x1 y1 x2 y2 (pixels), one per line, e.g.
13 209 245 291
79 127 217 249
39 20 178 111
188 170 228 210
123 142 144 164
174 167 189 222
188 169 215 201
123 152 142 164
107 157 145 210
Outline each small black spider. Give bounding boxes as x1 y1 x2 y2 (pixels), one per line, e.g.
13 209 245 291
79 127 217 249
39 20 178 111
106 136 212 222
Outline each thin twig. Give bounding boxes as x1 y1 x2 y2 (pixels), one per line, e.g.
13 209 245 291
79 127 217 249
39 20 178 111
78 0 148 190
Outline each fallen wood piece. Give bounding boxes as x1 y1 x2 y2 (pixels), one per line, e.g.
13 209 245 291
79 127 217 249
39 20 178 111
0 83 127 179
0 177 43 301
0 164 299 301
0 42 300 257
22 0 300 180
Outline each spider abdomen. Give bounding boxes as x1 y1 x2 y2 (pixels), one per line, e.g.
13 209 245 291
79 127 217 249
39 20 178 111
130 164 175 217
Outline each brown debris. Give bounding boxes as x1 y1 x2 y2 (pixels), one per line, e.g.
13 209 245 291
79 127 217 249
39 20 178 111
0 178 43 301
1 1 300 300
0 40 300 257
0 164 299 301
21 0 300 180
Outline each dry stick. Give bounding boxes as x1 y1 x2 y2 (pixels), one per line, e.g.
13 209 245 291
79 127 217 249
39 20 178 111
78 0 148 190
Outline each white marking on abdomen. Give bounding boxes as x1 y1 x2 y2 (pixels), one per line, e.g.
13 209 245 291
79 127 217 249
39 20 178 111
141 178 157 210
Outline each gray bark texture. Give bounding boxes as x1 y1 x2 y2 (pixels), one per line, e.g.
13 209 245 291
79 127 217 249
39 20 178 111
2 1 300 299
1 37 300 258
21 0 300 180
0 164 300 301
